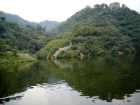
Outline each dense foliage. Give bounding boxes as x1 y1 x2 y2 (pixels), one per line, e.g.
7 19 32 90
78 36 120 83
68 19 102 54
37 3 140 59
0 19 47 53
0 17 46 64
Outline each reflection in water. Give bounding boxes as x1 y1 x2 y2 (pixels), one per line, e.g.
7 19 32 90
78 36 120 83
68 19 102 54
0 58 140 105
53 59 73 70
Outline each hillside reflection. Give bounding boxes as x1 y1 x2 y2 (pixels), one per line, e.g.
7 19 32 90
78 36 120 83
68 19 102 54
0 57 140 104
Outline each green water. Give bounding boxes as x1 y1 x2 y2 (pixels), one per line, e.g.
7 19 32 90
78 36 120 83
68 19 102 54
0 58 140 105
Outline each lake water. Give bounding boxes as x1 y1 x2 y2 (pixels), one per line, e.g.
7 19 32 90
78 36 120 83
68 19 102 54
0 58 140 105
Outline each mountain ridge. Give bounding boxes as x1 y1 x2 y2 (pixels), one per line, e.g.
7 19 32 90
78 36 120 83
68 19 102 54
0 11 60 29
0 11 36 26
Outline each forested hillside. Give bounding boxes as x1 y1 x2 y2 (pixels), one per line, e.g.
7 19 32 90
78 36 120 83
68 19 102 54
0 16 47 64
0 18 47 52
37 3 140 59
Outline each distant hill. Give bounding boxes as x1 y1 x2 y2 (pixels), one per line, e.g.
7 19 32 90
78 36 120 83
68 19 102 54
39 20 59 31
0 11 60 31
37 2 140 59
0 11 37 27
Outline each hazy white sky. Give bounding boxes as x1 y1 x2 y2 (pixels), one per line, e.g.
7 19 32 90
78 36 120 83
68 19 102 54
0 0 140 22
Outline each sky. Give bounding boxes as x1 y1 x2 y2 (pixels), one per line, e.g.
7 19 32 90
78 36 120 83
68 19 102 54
0 0 140 22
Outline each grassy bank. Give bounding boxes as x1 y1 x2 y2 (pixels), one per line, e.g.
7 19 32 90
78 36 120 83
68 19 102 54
0 52 36 71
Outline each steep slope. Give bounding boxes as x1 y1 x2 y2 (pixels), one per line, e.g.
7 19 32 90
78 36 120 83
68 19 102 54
37 3 140 59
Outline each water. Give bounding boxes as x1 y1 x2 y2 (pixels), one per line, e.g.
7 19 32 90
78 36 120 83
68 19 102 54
0 58 140 105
